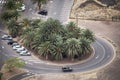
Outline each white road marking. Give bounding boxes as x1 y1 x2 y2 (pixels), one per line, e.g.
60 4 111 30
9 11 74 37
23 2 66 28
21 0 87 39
34 61 43 63
53 12 56 15
95 56 99 59
2 46 4 49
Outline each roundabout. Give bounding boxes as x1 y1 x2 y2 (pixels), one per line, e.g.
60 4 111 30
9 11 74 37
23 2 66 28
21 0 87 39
22 36 115 74
0 29 115 74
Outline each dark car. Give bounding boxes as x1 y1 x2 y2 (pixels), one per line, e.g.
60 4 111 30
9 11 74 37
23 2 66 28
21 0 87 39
7 40 17 45
38 10 48 15
62 66 73 72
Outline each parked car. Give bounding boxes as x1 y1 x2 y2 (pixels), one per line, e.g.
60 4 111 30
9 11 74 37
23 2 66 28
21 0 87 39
38 10 48 16
12 43 19 47
62 66 73 72
20 50 31 56
1 35 12 40
17 4 25 11
7 40 17 45
0 0 6 4
16 47 25 53
12 45 21 50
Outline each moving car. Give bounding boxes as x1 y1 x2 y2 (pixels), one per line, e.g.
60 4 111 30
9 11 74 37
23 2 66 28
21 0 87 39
1 35 12 40
38 10 48 16
62 66 73 72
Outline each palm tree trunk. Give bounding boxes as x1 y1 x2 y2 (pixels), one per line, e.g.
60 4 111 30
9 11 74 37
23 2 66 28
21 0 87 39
38 4 41 10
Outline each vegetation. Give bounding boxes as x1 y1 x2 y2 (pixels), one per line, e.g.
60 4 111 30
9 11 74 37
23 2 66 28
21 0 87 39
32 0 48 10
5 57 25 72
16 18 95 61
0 0 95 61
0 72 3 80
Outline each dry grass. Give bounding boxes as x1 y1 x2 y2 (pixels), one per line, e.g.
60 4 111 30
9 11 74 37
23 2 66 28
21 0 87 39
1 65 27 80
70 0 120 21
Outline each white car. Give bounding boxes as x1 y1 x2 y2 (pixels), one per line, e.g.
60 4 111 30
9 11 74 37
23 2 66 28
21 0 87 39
12 43 19 47
0 0 6 4
16 47 25 53
20 50 31 56
17 4 25 11
12 45 21 50
2 34 12 40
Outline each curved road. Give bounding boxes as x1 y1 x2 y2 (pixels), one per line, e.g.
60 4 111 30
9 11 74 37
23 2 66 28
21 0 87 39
0 0 115 76
0 30 115 74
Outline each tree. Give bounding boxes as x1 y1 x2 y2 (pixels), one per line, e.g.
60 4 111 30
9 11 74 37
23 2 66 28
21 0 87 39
7 19 21 37
38 41 55 60
52 42 64 60
3 0 23 10
21 27 35 48
81 29 95 43
32 0 48 10
66 21 81 39
5 57 25 72
3 0 17 10
20 18 32 27
39 18 64 42
79 37 92 56
65 38 81 61
1 10 20 22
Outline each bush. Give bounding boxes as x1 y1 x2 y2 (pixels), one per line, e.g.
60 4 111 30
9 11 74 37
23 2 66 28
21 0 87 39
0 72 3 80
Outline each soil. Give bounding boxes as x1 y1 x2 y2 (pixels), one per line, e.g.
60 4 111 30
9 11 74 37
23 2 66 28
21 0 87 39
32 50 93 65
70 0 120 21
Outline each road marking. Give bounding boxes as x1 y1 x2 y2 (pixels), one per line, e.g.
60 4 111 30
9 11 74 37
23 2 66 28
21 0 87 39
2 46 4 49
25 61 33 65
34 62 43 63
95 56 99 59
53 12 56 15
107 55 110 58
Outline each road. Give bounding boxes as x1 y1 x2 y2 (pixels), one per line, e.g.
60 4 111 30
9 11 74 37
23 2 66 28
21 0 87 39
0 0 115 79
0 30 115 74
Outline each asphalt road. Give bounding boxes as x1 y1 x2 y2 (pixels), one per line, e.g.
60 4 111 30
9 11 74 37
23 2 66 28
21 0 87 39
0 0 115 79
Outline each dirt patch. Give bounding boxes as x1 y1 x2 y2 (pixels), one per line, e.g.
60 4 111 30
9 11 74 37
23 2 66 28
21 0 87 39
22 72 97 80
1 65 27 80
70 0 120 21
77 20 120 80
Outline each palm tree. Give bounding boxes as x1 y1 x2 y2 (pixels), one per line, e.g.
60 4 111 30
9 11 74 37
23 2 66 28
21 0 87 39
81 29 95 43
39 18 64 42
66 21 81 39
79 37 92 56
21 27 35 48
65 38 81 61
20 18 32 27
3 0 23 10
52 42 64 60
1 10 20 22
38 41 55 60
66 21 77 32
3 0 17 10
32 0 48 10
7 19 21 37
